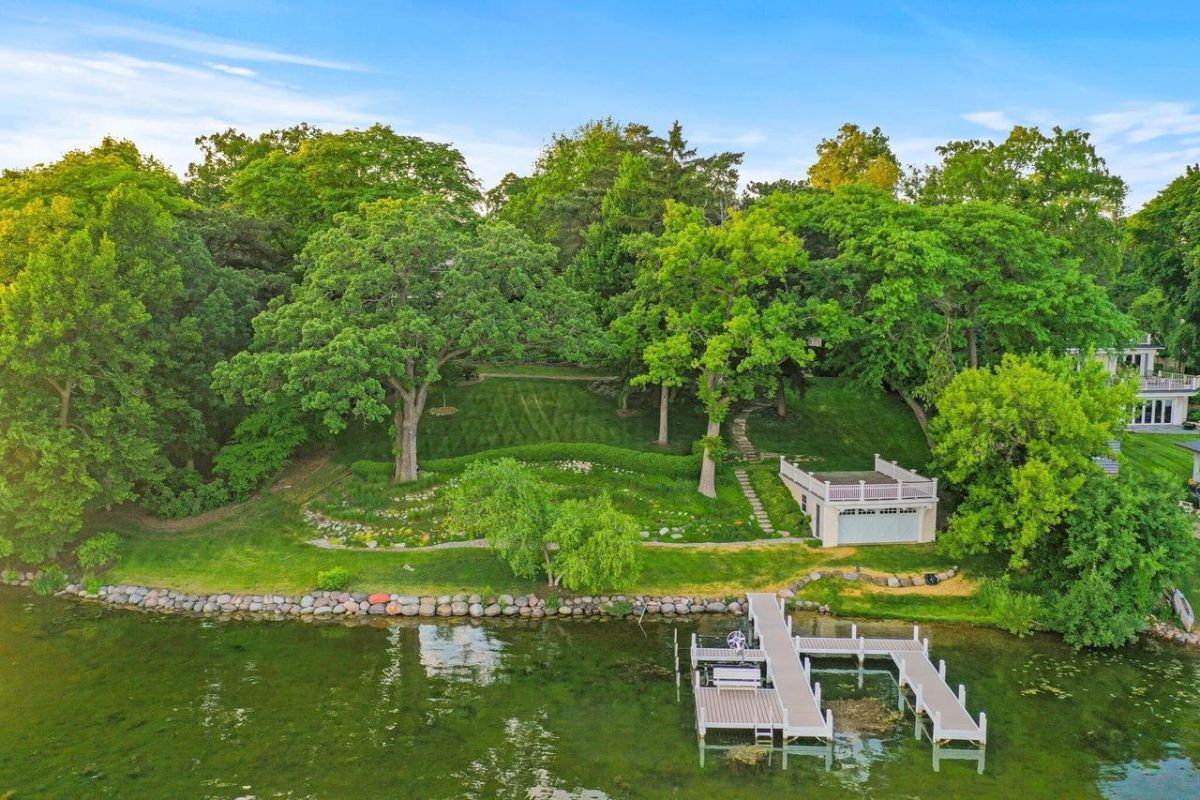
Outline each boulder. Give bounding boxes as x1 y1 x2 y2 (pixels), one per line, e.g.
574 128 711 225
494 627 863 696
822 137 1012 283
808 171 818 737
368 592 391 605
484 603 502 617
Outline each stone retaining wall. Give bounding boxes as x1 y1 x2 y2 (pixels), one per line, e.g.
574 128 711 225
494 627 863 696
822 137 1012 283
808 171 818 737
0 565 961 623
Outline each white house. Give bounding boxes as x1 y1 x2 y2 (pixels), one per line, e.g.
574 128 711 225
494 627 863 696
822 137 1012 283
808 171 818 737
778 454 938 547
1087 336 1199 427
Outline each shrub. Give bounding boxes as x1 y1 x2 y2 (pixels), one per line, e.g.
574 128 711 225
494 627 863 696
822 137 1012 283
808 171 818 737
979 577 1045 637
139 468 231 519
551 494 641 593
82 574 103 595
0 536 12 559
76 532 124 570
545 596 562 612
316 567 352 591
31 565 67 596
213 404 309 496
606 599 634 617
1 569 19 584
747 468 809 535
351 460 395 482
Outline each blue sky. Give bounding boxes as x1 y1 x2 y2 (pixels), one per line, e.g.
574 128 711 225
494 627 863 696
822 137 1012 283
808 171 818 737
2 1 1199 207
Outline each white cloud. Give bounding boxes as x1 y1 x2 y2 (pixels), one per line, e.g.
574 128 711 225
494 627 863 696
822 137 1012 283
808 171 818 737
1088 102 1200 145
85 21 359 71
962 110 1017 131
0 46 375 174
208 62 256 77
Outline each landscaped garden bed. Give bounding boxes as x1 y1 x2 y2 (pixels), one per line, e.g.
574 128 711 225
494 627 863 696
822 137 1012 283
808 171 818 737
308 453 773 547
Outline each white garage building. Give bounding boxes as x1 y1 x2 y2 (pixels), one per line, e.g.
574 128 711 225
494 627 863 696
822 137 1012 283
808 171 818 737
779 454 938 547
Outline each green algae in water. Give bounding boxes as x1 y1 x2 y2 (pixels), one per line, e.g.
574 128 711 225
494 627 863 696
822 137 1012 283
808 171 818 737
1 587 1200 798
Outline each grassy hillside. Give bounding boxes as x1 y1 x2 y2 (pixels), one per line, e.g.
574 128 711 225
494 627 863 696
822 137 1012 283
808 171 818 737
749 377 932 471
335 376 709 463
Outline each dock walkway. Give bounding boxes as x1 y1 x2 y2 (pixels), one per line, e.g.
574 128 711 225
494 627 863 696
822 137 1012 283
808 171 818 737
690 592 833 742
792 624 986 747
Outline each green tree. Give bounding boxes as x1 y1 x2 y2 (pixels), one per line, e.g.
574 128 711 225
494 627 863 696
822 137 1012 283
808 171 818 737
930 354 1135 569
550 494 641 592
215 199 592 482
1038 469 1198 648
807 124 901 192
912 126 1127 283
1124 165 1200 369
196 124 480 257
643 202 838 496
493 118 742 269
0 230 157 559
445 459 558 583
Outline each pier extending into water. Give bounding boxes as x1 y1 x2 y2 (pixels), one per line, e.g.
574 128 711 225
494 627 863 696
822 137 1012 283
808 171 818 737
688 592 987 771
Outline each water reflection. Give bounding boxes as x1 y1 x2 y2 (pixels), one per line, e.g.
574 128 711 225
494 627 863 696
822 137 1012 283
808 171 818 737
1101 755 1200 798
419 622 505 685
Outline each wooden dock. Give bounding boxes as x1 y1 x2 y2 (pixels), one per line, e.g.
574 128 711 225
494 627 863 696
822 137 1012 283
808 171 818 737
688 601 987 771
691 593 833 743
791 623 987 749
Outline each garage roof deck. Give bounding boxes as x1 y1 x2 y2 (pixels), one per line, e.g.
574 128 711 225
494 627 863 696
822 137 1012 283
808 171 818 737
810 470 896 486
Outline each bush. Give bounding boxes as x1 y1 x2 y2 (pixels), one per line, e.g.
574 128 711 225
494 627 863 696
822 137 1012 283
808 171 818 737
31 565 67 596
82 574 103 595
979 577 1045 637
0 536 12 559
214 404 309 496
316 567 352 591
76 532 124 570
747 468 809 536
1 569 19 584
351 460 395 482
139 468 231 519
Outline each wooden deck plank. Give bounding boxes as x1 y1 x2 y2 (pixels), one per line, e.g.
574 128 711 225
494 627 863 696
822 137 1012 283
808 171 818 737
746 593 828 736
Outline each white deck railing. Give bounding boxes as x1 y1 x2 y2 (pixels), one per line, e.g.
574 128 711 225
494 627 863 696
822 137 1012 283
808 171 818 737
779 454 937 503
1141 373 1200 392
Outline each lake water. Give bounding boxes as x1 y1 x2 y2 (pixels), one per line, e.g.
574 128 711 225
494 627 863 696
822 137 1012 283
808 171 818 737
1 586 1198 799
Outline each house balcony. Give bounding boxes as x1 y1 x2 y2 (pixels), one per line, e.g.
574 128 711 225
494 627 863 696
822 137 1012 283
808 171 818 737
779 454 938 504
1140 373 1200 394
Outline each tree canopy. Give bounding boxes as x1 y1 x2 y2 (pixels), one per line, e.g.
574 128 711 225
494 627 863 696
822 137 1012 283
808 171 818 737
807 123 901 192
911 126 1127 283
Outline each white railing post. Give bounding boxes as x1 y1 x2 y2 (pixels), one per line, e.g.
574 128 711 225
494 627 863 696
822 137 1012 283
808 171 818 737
823 480 831 501
858 635 865 662
898 657 907 687
782 707 790 733
913 625 919 641
805 656 811 676
934 710 942 739
979 712 987 743
825 708 834 736
938 659 945 679
874 453 881 472
923 637 929 654
958 684 966 705
814 681 822 707
858 479 866 501
850 623 857 639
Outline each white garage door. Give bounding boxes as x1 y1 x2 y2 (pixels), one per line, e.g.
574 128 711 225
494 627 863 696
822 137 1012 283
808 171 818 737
837 507 920 545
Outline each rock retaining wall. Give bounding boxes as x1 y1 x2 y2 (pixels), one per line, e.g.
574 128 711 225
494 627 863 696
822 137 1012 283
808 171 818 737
0 565 960 623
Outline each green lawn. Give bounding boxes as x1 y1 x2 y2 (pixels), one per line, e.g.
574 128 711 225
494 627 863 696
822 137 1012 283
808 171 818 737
1119 431 1197 483
478 363 616 378
101 463 953 603
335 377 708 463
750 377 932 471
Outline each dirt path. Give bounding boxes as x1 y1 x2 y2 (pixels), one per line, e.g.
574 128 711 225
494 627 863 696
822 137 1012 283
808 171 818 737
116 452 337 533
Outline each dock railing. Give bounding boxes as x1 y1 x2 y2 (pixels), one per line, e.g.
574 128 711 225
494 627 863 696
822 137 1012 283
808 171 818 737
779 454 937 502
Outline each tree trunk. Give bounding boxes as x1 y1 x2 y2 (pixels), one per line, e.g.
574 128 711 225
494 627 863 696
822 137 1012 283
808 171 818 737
698 417 721 498
49 379 73 429
775 374 787 419
392 383 429 483
656 383 670 446
967 326 978 369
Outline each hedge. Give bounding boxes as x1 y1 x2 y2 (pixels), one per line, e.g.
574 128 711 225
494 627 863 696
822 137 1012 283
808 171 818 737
350 442 704 482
